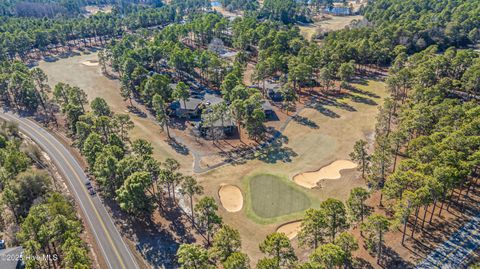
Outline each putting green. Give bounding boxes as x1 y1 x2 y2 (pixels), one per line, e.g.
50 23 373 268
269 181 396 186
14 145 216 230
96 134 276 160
246 174 311 222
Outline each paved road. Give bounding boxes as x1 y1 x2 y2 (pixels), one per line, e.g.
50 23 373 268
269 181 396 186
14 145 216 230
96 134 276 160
415 213 480 269
0 247 23 269
0 111 140 269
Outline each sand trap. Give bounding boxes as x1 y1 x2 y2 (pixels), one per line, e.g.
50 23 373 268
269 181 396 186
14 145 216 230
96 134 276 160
82 60 99 67
218 184 243 212
277 221 302 240
293 160 357 189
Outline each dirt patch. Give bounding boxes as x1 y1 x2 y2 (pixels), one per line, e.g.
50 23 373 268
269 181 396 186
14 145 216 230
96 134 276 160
218 184 243 212
82 60 99 66
293 160 357 189
84 5 112 16
298 15 364 41
276 221 302 240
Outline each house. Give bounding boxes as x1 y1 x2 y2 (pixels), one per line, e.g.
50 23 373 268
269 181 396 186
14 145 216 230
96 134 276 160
324 6 352 16
251 80 285 101
198 112 237 139
170 89 225 119
171 97 204 118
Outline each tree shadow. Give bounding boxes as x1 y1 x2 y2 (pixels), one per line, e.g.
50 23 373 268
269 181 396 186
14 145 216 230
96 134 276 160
381 246 415 269
347 93 378 106
43 56 59 62
292 115 319 129
345 84 380 99
101 197 181 269
352 257 375 269
351 77 369 86
167 137 189 155
255 132 297 163
127 105 147 118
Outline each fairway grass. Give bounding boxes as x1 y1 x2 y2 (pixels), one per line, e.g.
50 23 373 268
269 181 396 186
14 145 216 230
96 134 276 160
244 173 316 224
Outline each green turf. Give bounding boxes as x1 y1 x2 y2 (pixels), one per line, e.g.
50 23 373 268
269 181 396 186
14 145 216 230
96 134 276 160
248 174 311 219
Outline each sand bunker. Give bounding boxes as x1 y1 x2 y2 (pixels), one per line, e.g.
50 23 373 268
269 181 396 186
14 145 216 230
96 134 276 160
293 160 357 189
218 184 243 212
277 221 302 240
82 60 99 67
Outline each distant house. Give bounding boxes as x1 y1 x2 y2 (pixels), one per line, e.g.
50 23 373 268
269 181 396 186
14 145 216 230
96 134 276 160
208 38 238 60
324 6 352 16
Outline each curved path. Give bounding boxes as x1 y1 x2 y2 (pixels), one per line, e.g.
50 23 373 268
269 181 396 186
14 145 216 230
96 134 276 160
0 111 140 269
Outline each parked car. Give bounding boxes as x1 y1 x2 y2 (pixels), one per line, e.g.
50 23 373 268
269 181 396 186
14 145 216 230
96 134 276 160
88 188 96 196
0 239 5 249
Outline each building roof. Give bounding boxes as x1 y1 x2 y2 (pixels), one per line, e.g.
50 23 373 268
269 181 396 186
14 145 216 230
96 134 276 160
262 100 274 112
201 112 236 128
180 97 203 110
0 247 23 269
177 92 225 111
324 6 352 15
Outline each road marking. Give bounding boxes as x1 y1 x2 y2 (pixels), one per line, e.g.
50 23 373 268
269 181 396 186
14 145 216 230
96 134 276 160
1 114 132 269
21 119 127 269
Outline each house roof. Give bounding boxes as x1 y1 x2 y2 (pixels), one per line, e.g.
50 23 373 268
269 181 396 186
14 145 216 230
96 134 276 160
177 92 225 111
0 247 23 269
325 6 351 15
262 100 274 111
180 97 203 110
201 113 236 128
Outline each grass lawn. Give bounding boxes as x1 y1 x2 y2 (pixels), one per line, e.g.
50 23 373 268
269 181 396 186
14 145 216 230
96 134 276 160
244 173 316 224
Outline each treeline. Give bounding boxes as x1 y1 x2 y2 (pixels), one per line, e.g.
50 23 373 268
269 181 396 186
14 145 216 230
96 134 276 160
176 191 390 268
52 83 207 224
0 5 178 60
106 13 269 141
348 46 480 250
319 0 480 68
0 61 57 123
0 0 164 17
0 120 92 269
231 16 356 97
219 0 258 12
364 0 480 50
0 0 84 17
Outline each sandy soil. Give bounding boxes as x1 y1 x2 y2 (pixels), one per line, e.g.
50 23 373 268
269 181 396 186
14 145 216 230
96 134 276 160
276 221 302 240
218 184 244 212
293 159 357 189
298 15 364 41
82 60 99 66
84 5 112 16
212 5 242 19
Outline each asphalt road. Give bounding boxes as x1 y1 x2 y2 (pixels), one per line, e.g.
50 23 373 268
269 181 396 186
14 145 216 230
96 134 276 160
0 111 140 269
415 212 480 269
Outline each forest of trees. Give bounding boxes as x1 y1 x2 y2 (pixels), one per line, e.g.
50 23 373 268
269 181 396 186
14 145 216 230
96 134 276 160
0 120 92 269
0 0 479 268
0 0 164 17
0 5 178 61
